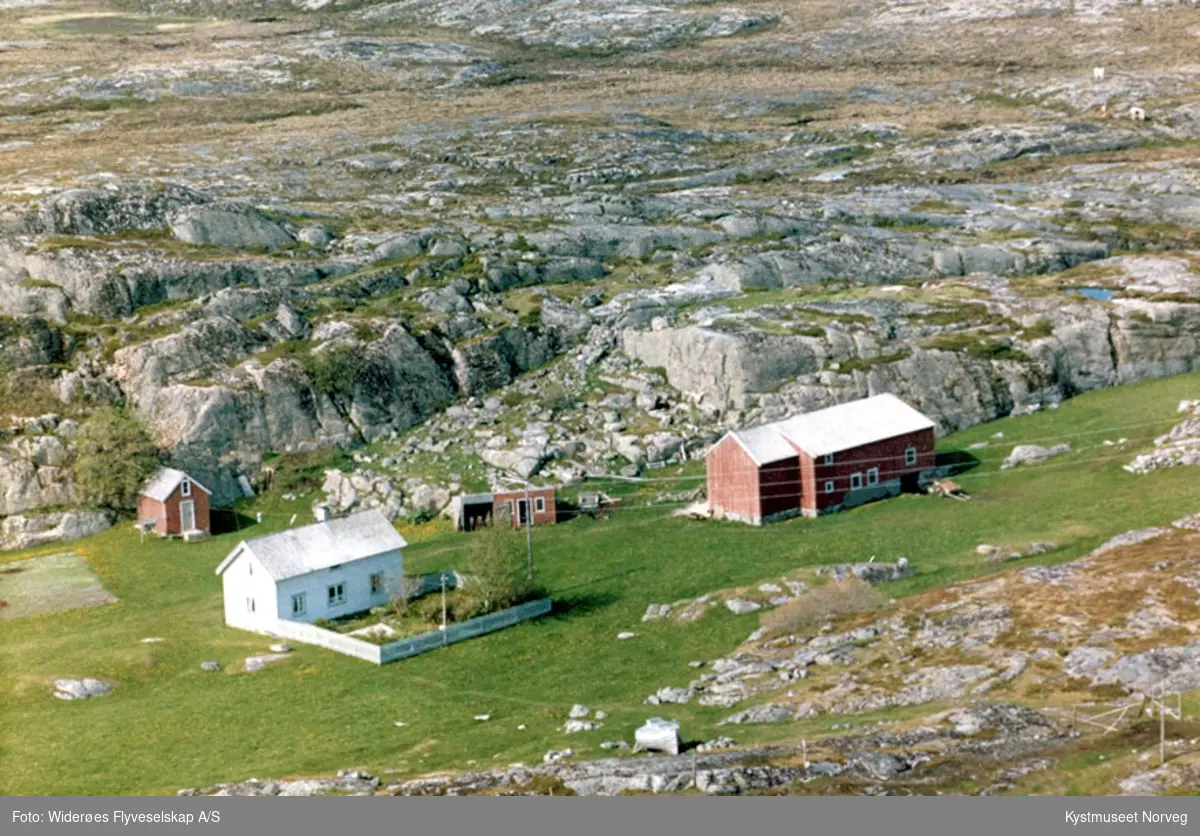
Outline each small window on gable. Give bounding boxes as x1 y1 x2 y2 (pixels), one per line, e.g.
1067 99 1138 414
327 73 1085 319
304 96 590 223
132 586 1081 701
823 454 834 466
246 597 256 614
824 480 835 494
867 467 879 487
905 446 918 466
181 479 191 498
850 472 863 490
248 561 253 576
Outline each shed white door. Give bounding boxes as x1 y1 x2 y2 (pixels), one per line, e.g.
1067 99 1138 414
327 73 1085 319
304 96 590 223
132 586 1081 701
180 500 196 532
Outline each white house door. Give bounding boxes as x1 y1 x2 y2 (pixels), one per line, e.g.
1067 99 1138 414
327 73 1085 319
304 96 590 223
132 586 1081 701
517 499 530 526
180 500 196 532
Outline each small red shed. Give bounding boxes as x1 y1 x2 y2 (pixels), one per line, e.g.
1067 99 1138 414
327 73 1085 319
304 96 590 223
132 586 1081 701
137 467 212 537
452 487 557 531
706 394 936 525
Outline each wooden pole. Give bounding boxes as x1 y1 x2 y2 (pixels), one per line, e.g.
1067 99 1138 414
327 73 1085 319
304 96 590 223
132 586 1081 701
1161 682 1167 766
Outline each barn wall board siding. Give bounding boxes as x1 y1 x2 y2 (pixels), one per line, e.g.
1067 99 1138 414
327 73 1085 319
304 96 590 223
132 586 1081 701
706 435 763 523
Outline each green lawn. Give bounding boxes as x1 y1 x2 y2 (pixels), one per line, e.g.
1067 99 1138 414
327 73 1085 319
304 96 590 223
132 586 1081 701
3 373 1200 795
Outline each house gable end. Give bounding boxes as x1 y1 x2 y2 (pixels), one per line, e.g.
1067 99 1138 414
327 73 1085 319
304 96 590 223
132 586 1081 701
215 543 249 577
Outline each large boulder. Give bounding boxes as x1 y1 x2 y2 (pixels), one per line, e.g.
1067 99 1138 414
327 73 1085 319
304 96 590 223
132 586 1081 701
30 183 207 236
0 509 112 551
0 443 78 517
168 203 296 251
622 325 822 410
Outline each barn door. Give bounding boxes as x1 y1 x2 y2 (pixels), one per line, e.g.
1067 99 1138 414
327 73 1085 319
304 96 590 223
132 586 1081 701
180 500 196 532
517 499 530 526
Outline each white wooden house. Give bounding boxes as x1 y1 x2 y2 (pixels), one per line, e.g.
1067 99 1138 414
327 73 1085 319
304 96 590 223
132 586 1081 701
215 509 406 631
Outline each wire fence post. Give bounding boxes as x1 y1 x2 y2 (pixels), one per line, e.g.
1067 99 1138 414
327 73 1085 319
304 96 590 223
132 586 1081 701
1161 681 1167 767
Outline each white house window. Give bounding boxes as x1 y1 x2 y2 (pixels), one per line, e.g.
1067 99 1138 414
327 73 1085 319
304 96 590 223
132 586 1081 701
824 480 835 494
181 479 191 497
850 472 863 490
370 573 384 595
867 467 880 487
823 454 834 466
535 497 546 513
905 446 918 466
328 583 346 607
246 597 255 613
292 593 306 616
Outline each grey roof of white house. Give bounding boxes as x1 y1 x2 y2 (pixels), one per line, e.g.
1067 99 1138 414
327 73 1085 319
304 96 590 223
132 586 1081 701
215 509 407 582
717 394 935 464
140 467 210 502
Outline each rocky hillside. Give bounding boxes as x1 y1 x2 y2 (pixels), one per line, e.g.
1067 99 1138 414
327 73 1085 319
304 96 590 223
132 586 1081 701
4 0 1200 542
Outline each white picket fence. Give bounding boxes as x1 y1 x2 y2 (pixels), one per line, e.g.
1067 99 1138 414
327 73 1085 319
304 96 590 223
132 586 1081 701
259 597 553 665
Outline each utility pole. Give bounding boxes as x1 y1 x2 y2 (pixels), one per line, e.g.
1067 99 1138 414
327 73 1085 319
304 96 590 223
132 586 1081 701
441 573 448 645
504 476 535 581
523 480 533 581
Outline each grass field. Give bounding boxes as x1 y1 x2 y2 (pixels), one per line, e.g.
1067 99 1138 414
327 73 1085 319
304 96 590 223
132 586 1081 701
0 551 115 621
3 373 1200 795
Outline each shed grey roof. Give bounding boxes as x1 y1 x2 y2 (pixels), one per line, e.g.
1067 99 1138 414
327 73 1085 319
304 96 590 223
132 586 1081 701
714 394 935 465
140 467 210 502
459 492 495 505
216 509 407 582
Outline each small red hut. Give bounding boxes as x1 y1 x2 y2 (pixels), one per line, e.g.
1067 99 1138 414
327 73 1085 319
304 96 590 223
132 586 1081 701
137 467 212 537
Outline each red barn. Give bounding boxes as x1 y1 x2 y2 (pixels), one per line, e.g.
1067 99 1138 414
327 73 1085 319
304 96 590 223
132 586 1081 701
706 394 936 525
137 467 212 537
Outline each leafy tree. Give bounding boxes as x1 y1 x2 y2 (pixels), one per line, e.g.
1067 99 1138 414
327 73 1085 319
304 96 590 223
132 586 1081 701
73 407 159 510
465 522 533 615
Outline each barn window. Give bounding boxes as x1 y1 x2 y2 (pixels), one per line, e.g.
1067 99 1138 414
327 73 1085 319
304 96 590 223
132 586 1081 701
181 479 191 498
905 446 918 466
292 593 306 616
867 468 880 487
370 573 384 594
328 583 346 607
850 472 863 490
535 497 546 513
823 454 834 466
246 597 256 614
824 480 835 494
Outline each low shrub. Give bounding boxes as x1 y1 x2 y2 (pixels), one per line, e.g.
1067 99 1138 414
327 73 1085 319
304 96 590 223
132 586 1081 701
759 577 885 636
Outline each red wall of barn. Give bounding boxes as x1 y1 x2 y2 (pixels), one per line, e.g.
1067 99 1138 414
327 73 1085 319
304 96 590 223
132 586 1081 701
799 427 936 512
757 457 802 520
139 486 211 535
706 436 762 521
492 488 557 528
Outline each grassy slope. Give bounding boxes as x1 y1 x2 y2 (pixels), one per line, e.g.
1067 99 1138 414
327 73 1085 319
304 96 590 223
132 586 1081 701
3 373 1200 795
